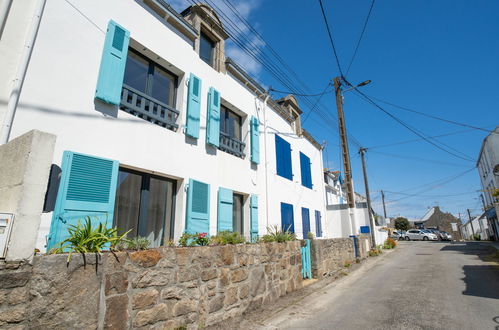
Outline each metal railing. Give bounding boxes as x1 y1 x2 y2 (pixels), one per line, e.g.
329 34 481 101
120 84 180 131
219 132 245 158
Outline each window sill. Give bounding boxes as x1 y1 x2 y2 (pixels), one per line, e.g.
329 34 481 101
219 132 245 158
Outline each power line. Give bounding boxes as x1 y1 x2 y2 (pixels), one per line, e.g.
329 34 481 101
269 85 332 97
318 0 344 77
369 150 471 167
353 88 475 162
368 95 494 134
302 81 334 124
345 0 376 76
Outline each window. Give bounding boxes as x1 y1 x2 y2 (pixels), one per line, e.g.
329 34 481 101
233 193 244 235
275 135 292 180
121 49 180 131
200 32 215 66
113 168 176 247
219 105 245 157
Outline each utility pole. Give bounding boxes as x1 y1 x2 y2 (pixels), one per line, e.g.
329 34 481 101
334 77 357 236
467 208 475 237
360 147 376 248
381 190 387 219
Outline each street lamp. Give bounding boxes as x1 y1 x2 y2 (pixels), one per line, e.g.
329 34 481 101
342 80 372 94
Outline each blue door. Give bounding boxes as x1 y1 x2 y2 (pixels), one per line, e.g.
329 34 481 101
280 202 294 233
47 151 119 251
302 207 310 238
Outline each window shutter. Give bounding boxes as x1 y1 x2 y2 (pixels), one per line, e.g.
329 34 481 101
275 135 292 180
47 151 119 251
315 210 322 237
280 202 295 233
206 87 220 147
185 179 210 234
217 187 233 232
250 117 260 164
250 195 258 241
300 152 312 189
302 207 311 238
95 20 130 105
185 73 202 138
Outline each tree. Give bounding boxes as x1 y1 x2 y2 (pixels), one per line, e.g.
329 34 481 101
394 217 410 231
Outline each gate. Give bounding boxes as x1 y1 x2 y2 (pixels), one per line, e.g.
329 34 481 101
301 239 312 279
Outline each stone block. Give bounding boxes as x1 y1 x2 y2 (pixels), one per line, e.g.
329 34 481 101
173 300 198 316
201 268 217 281
104 294 128 329
133 303 170 327
130 249 162 268
249 268 266 297
161 287 184 300
0 271 31 289
178 266 200 283
132 269 174 288
175 248 191 266
132 289 159 310
6 287 28 306
224 287 238 306
209 296 224 313
0 305 25 323
220 268 230 287
220 246 234 265
104 272 128 295
239 285 249 299
230 269 248 283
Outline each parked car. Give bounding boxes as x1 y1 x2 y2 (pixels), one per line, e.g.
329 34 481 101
439 231 452 241
390 230 405 240
403 229 439 241
425 228 445 240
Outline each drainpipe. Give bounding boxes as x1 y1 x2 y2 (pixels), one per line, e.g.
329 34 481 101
262 92 270 230
0 0 13 39
0 0 46 144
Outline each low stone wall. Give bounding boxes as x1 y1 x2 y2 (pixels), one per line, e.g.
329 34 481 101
310 238 355 278
0 241 303 329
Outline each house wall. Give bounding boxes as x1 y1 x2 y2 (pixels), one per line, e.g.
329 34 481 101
477 128 499 206
0 241 302 329
5 0 326 250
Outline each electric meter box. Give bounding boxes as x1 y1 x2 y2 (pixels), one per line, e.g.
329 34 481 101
0 213 14 258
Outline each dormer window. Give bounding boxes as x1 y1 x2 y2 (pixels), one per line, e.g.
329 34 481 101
200 31 215 66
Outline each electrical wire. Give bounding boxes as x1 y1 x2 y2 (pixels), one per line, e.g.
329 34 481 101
369 150 471 167
269 86 333 97
345 0 376 76
301 81 333 124
318 0 344 77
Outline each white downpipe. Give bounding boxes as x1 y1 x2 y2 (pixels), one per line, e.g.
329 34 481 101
262 92 270 231
0 0 46 144
0 0 13 39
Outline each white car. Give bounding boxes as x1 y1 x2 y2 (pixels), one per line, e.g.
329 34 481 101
403 229 438 241
440 231 452 241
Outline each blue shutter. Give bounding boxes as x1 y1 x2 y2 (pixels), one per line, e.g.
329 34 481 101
186 179 210 234
250 195 258 241
360 225 370 234
95 20 130 105
250 117 260 164
280 202 295 233
185 74 202 138
315 210 322 237
217 187 233 232
302 207 311 238
47 151 119 251
206 87 220 147
300 152 312 189
275 135 292 180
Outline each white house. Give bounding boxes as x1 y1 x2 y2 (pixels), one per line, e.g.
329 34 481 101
0 0 327 252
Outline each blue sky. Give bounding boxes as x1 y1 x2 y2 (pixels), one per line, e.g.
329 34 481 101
171 0 498 220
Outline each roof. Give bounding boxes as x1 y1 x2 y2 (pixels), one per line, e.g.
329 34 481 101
476 126 499 166
420 207 436 222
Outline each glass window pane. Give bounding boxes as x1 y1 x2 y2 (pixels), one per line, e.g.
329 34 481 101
113 170 142 237
151 66 175 107
220 106 227 135
229 111 242 140
233 194 243 235
200 33 214 66
123 52 149 93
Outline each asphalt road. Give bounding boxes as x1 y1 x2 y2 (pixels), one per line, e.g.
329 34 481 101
261 241 499 330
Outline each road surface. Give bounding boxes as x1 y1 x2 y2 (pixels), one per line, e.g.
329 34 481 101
261 241 499 330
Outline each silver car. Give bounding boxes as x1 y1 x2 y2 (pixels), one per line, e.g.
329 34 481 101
403 229 438 241
440 231 452 241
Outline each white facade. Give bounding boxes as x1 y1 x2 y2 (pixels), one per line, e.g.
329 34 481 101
477 127 499 207
1 0 327 251
461 213 490 240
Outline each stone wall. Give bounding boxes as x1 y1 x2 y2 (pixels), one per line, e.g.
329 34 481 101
310 238 354 278
357 235 371 259
0 241 302 329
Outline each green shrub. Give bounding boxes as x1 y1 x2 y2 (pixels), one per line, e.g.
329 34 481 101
259 226 296 243
210 231 246 245
344 260 352 268
178 232 209 247
472 234 481 241
383 237 397 249
307 232 315 240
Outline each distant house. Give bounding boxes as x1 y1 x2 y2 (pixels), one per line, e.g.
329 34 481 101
461 212 490 240
415 206 462 239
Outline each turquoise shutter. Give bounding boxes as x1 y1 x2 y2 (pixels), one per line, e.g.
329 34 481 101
95 20 130 105
185 179 210 234
217 187 233 232
250 195 258 241
300 152 312 188
250 117 260 164
186 74 202 138
206 88 221 147
47 151 119 251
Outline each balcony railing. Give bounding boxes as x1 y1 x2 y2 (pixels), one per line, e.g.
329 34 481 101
120 84 180 131
219 132 245 158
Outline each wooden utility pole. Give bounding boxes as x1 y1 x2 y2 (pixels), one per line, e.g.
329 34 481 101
359 147 376 248
381 190 387 219
334 77 355 209
467 208 475 237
